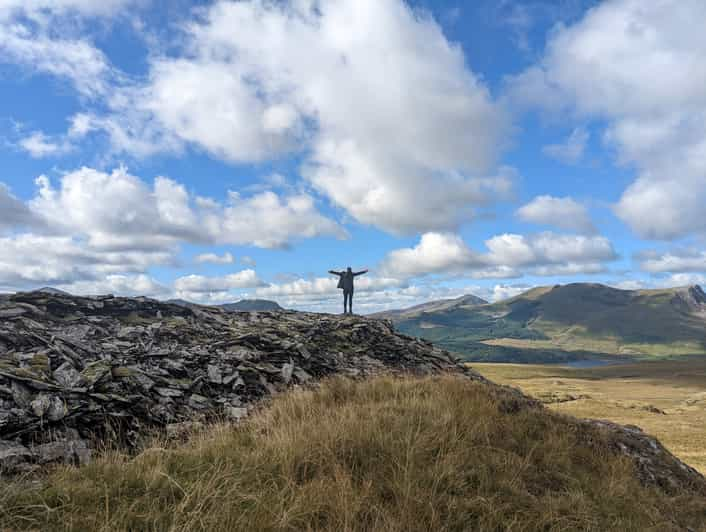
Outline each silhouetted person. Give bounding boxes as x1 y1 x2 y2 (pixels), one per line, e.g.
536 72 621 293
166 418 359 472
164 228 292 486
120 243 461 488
328 266 368 314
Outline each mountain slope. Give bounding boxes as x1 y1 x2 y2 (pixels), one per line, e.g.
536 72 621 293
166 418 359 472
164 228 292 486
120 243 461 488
371 294 487 320
390 283 706 361
167 298 283 311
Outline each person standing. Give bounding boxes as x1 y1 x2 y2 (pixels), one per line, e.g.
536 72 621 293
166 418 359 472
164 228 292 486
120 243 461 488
328 267 368 314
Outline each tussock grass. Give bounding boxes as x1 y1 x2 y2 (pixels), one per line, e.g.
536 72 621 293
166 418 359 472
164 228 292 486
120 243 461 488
475 360 706 475
1 376 705 531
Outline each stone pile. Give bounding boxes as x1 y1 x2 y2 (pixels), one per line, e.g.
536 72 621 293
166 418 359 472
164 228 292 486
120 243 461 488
0 291 479 472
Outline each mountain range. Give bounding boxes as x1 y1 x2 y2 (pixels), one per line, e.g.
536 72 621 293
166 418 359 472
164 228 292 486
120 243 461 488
167 298 283 312
378 283 706 362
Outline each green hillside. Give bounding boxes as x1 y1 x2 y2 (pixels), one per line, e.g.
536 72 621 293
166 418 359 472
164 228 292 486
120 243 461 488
391 283 706 361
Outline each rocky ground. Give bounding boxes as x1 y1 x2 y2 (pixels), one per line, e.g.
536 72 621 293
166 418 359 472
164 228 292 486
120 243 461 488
0 291 479 473
1 290 704 497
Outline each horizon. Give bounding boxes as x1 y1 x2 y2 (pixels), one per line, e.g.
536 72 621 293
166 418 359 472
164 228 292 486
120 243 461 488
4 281 704 314
1 0 706 314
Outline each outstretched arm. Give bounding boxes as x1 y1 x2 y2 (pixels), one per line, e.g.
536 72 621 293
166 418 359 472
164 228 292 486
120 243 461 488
328 270 343 276
353 269 369 276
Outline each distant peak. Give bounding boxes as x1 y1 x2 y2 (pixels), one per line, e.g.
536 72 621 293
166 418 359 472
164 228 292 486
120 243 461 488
34 287 71 295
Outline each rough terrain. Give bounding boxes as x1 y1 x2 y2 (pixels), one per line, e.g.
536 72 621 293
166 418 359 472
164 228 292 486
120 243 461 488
0 291 704 499
0 290 476 472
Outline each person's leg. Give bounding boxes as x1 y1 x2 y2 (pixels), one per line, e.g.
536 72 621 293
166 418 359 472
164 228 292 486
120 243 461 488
349 290 354 314
343 291 350 314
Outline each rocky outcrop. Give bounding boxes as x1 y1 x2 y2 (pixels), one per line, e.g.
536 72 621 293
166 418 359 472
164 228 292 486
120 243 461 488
582 419 706 495
0 291 478 472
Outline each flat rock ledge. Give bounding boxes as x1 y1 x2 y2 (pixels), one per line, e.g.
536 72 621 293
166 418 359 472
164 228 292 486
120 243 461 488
0 291 481 473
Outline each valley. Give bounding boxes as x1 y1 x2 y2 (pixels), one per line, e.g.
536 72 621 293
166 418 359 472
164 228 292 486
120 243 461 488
474 357 706 474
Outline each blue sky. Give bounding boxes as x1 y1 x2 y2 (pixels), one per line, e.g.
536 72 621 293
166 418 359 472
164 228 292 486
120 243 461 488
1 0 705 312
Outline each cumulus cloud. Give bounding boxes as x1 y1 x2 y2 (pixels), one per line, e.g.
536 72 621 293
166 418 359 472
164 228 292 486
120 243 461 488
174 270 264 293
490 284 532 302
195 252 234 265
0 234 172 291
257 275 406 298
28 167 343 250
381 231 617 279
637 249 706 274
56 274 168 298
508 0 706 240
516 195 595 234
74 0 512 235
0 166 342 292
380 233 484 278
659 273 706 288
542 127 588 164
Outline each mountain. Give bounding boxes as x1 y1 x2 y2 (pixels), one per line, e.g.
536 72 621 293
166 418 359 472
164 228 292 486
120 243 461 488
389 283 706 362
35 287 71 295
166 298 284 312
371 294 487 320
220 299 283 312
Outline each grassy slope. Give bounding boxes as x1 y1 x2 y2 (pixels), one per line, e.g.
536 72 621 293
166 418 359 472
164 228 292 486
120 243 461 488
474 357 706 475
2 376 706 531
395 284 706 361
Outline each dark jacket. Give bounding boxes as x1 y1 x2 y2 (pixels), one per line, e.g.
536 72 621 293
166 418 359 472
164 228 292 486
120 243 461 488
329 270 367 292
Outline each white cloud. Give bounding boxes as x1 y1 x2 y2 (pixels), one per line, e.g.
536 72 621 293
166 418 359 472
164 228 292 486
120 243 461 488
0 1 137 98
517 195 595 234
0 0 138 19
490 284 532 302
658 273 706 288
214 191 346 249
78 0 512 235
381 231 617 279
257 275 405 298
0 234 172 291
637 249 706 274
542 127 588 164
28 167 343 251
380 233 483 278
195 252 234 265
56 274 168 298
0 166 342 293
174 270 264 293
0 30 111 97
508 0 706 240
19 132 72 158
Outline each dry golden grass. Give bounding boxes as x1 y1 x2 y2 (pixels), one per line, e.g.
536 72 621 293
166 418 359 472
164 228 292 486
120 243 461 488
1 375 705 531
473 358 706 475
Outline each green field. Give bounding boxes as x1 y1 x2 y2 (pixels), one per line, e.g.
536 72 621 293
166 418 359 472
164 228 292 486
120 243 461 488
473 357 706 475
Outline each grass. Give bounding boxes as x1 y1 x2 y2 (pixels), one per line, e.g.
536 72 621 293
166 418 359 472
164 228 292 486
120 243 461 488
2 376 706 531
473 357 706 475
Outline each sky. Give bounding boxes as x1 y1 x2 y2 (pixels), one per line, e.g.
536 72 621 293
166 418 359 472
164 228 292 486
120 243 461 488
1 0 705 313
